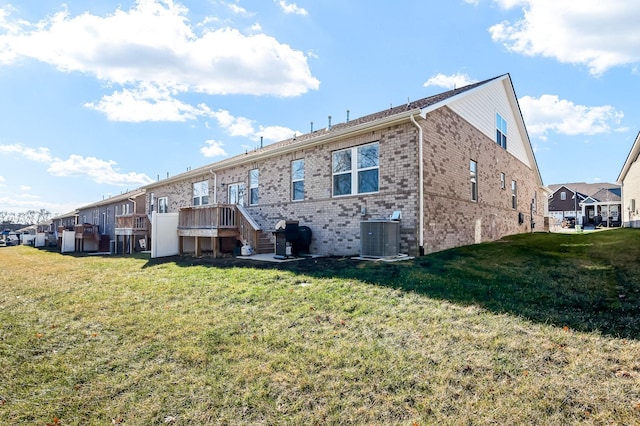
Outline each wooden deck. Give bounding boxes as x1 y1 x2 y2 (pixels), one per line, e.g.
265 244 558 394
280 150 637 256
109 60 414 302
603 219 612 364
177 204 270 256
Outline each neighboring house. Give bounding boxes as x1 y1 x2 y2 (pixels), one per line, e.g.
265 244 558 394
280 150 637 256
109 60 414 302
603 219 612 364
50 211 78 247
547 182 621 227
618 131 640 227
547 184 588 225
72 189 150 253
144 73 546 258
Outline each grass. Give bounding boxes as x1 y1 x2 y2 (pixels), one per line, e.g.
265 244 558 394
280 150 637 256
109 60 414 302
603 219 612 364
1 229 640 425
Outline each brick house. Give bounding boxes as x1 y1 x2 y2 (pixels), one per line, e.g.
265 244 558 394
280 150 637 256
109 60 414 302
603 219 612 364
618 131 640 227
144 73 546 258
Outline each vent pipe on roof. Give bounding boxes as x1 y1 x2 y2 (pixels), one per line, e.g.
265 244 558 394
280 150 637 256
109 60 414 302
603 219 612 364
327 115 332 130
346 110 350 123
260 136 263 149
310 121 313 132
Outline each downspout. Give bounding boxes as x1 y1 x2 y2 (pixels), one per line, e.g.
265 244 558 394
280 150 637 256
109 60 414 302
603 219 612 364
127 197 136 214
409 113 425 255
210 170 217 204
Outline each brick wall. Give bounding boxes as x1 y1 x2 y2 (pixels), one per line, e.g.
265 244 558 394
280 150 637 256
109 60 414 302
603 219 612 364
421 107 545 253
146 105 544 257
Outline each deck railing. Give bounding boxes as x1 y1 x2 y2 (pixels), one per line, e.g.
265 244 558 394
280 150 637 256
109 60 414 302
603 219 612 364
74 224 100 240
236 204 262 248
115 214 150 231
178 204 263 249
178 204 238 229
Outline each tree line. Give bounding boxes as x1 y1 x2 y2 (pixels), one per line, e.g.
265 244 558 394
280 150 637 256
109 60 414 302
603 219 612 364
0 209 54 226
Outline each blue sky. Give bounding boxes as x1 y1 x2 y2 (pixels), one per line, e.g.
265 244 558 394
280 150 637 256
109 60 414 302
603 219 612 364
0 0 638 215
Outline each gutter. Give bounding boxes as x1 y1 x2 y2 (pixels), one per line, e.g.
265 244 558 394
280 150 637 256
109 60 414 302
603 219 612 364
143 109 421 190
410 113 425 255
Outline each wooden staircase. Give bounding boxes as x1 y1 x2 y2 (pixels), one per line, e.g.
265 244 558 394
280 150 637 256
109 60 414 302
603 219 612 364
254 230 274 254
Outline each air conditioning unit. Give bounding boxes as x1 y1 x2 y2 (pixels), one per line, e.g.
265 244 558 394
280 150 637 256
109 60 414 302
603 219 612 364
360 220 400 258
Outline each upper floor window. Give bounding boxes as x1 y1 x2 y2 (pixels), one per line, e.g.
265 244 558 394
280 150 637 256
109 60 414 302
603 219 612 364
560 191 567 201
496 113 507 149
511 180 517 209
192 180 209 206
332 142 379 197
157 197 168 213
470 160 478 201
500 172 505 190
249 169 259 205
292 159 305 201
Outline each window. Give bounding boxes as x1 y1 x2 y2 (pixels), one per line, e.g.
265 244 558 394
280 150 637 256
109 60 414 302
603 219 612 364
332 142 379 196
511 180 517 209
500 172 505 190
560 191 567 201
249 169 259 205
470 160 478 201
292 159 304 201
192 180 209 206
228 183 245 206
150 193 155 212
496 113 507 149
157 197 168 213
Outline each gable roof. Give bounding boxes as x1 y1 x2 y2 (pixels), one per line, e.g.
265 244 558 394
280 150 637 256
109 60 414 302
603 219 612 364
617 131 640 183
548 182 619 198
145 73 541 189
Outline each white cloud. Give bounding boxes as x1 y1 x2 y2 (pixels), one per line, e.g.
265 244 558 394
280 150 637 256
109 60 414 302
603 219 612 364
0 175 5 186
48 155 154 186
0 0 319 98
200 139 228 158
519 95 624 139
0 143 152 187
225 1 250 16
19 185 31 191
85 83 204 122
423 73 477 89
276 1 308 16
0 144 53 162
256 125 298 142
489 0 640 75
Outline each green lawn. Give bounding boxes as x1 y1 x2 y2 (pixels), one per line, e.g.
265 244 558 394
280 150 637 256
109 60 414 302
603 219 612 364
1 229 640 425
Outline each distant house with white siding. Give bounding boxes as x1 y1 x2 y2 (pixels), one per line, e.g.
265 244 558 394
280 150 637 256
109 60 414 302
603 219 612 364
618 132 640 227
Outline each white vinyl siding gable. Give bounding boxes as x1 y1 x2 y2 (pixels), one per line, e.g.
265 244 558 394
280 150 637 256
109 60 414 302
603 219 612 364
448 78 530 167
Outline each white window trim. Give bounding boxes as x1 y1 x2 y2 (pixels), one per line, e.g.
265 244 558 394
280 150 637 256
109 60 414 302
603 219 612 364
470 160 478 202
292 159 304 201
332 142 379 197
228 183 246 206
192 180 209 206
249 169 259 206
157 196 169 213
